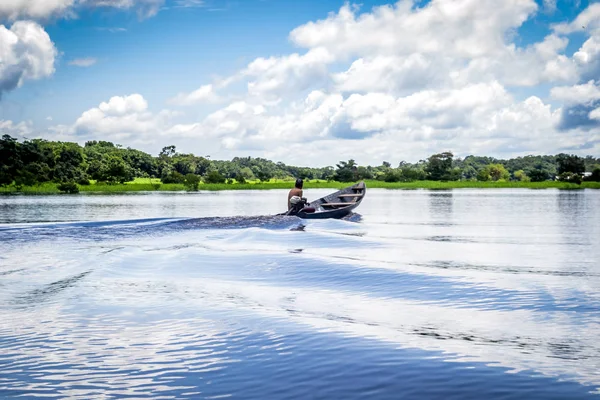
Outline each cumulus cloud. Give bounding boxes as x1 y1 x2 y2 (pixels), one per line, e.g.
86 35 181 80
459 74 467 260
289 1 575 88
241 48 334 101
81 0 165 19
20 0 600 164
547 3 600 131
0 0 75 20
553 3 600 34
0 21 57 99
333 54 441 95
71 94 177 143
256 95 592 167
68 57 97 67
289 0 537 60
572 33 600 82
169 84 220 105
0 0 166 21
156 0 596 162
551 80 600 105
0 119 33 138
183 0 577 106
159 80 575 163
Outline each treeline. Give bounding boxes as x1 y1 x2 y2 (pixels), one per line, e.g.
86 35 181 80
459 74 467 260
0 135 334 189
340 152 600 184
1 135 599 191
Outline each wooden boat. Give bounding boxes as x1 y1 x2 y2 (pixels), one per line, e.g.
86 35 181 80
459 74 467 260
284 181 366 219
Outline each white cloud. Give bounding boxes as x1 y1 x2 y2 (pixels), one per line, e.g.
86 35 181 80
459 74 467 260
572 32 600 82
256 95 580 166
68 57 97 67
20 0 600 164
169 84 220 106
0 119 33 138
339 81 511 134
180 0 575 109
71 94 177 143
171 47 335 106
174 0 205 8
550 80 600 105
0 21 57 98
590 107 600 120
0 0 166 21
241 48 334 101
0 0 75 20
333 54 441 95
553 3 600 34
81 0 165 19
96 27 127 33
543 0 557 14
289 0 538 60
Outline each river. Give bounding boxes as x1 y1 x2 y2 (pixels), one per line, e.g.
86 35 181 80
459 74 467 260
1 189 599 399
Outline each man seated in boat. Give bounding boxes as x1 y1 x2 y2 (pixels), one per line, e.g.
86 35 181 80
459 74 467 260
288 178 304 210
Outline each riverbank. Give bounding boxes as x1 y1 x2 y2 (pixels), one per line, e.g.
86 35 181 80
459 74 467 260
1 179 599 193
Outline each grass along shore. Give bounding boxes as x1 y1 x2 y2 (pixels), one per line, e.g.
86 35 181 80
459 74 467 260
1 178 599 194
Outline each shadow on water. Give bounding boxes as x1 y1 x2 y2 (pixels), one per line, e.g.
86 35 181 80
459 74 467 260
13 271 92 308
428 191 454 226
556 190 597 246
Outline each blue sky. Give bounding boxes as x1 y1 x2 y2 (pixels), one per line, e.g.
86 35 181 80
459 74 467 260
0 0 599 166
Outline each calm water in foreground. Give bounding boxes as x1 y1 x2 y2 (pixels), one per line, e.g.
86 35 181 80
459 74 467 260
1 189 599 399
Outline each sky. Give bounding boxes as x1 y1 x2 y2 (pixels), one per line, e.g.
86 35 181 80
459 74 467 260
0 0 599 167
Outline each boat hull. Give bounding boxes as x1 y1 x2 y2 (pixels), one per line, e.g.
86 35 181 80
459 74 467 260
296 201 360 219
291 181 366 219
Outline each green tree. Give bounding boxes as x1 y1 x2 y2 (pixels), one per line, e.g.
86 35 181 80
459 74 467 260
558 172 582 184
513 170 530 182
425 152 455 181
239 167 255 181
556 153 585 175
401 167 427 181
183 173 201 191
320 166 335 181
57 182 79 193
477 164 510 181
585 166 600 182
204 170 226 184
234 172 247 184
383 169 402 182
255 168 273 182
161 171 185 184
356 166 373 180
333 159 358 182
462 165 478 180
99 155 133 184
0 135 22 186
528 168 550 182
159 145 177 158
53 143 87 183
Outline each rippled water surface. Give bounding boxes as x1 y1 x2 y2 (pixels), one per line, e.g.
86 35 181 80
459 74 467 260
1 189 599 399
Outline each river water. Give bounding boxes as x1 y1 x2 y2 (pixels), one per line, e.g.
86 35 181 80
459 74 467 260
0 189 599 399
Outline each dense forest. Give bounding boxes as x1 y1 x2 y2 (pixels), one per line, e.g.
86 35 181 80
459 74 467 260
1 135 599 192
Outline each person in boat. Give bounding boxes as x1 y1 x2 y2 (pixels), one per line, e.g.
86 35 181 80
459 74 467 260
288 178 304 211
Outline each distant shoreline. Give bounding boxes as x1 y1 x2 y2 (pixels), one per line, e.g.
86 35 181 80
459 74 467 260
1 180 599 194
